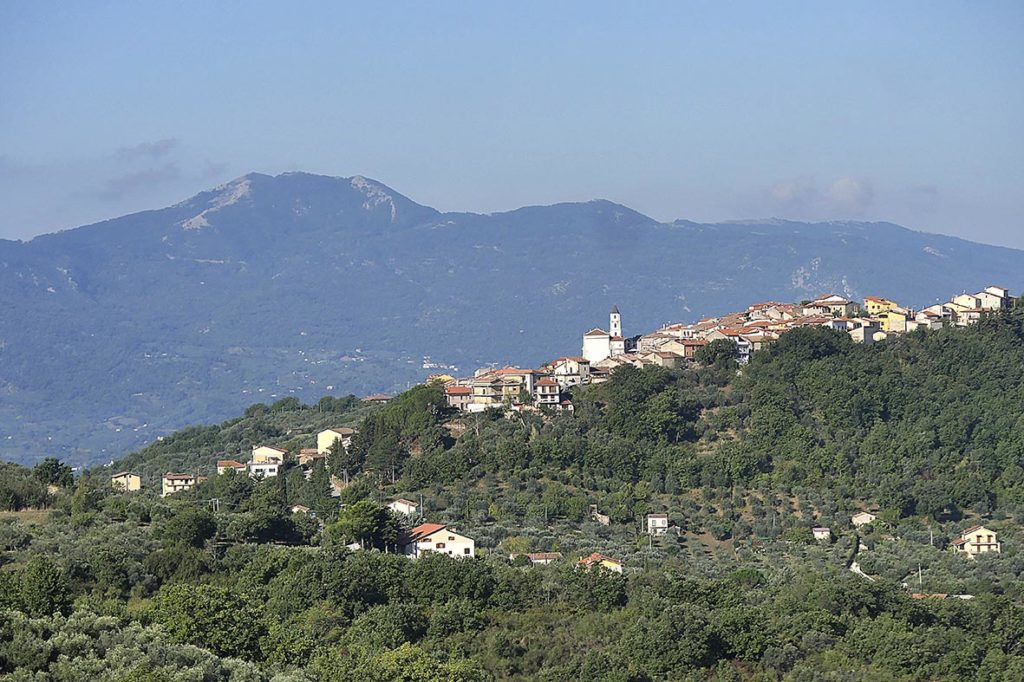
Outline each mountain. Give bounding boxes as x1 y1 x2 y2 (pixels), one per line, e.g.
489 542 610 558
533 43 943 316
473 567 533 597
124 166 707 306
2 171 1023 465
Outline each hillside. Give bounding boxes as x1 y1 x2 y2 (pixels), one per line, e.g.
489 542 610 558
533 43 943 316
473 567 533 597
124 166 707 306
3 171 1024 465
2 310 1023 680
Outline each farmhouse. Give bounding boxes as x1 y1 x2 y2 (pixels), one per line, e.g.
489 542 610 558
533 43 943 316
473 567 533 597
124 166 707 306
951 525 1001 557
402 523 475 559
161 473 202 497
110 472 141 492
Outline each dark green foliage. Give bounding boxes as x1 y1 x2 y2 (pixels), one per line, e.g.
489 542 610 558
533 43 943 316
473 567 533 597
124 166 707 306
158 508 216 548
324 500 401 550
150 583 266 658
33 457 73 488
0 462 49 511
18 557 71 617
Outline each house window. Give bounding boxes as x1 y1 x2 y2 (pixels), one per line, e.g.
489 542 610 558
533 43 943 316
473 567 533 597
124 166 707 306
435 542 446 549
464 548 471 555
448 536 454 541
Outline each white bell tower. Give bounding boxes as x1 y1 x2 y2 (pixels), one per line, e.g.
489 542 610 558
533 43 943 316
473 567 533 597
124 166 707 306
609 305 621 337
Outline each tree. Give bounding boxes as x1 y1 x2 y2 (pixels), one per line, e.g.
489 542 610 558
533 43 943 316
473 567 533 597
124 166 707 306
159 508 216 548
324 500 401 551
151 583 266 659
20 557 71 616
33 458 73 488
696 339 739 369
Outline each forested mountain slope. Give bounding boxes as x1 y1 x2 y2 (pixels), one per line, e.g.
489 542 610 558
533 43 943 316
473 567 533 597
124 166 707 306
3 171 1024 465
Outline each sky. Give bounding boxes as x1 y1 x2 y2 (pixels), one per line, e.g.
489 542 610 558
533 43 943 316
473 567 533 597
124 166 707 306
1 2 1022 247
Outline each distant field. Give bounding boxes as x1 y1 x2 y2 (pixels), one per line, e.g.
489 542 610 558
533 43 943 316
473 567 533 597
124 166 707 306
0 509 52 525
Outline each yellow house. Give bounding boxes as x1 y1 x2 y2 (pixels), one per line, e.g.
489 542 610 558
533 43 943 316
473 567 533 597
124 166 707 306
863 296 899 316
251 444 287 464
877 307 912 333
111 472 141 492
317 428 356 455
951 525 1001 557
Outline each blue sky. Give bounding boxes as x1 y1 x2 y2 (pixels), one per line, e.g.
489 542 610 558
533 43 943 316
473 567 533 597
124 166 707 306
1 2 1022 246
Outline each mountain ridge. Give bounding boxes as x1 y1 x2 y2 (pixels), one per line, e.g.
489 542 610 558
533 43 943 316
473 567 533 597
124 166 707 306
2 170 1023 466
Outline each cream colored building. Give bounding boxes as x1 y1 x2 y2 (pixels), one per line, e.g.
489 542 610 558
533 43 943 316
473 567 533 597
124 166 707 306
645 513 669 535
251 445 287 464
111 472 141 492
851 511 877 527
951 525 1001 557
387 498 420 517
161 473 201 497
317 428 356 455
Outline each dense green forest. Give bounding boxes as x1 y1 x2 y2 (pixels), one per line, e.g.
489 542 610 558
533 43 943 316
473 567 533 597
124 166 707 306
2 305 1024 680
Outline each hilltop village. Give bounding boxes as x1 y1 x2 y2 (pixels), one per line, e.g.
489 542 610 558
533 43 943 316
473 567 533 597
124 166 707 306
438 284 1015 414
133 283 1015 567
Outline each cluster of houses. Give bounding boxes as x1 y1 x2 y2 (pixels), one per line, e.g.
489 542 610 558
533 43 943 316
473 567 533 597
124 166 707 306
439 285 1013 412
108 427 360 498
810 511 1001 558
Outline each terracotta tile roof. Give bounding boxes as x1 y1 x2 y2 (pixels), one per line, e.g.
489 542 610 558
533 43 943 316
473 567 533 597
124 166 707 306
408 523 446 542
584 328 610 337
446 386 472 395
526 552 563 560
578 551 622 567
323 427 356 436
536 377 558 386
217 459 245 468
163 472 196 480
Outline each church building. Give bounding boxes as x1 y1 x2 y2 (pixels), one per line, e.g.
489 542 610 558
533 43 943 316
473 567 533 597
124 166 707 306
582 306 631 364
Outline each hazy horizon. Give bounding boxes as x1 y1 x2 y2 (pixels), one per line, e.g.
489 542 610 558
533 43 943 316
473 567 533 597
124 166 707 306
2 2 1022 247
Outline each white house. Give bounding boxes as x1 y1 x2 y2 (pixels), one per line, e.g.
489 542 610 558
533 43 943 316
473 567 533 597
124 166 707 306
645 513 669 535
851 511 877 527
216 459 247 475
248 461 281 479
317 428 356 455
546 356 591 389
387 498 420 517
803 294 859 317
535 377 562 407
402 523 475 559
812 527 832 542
